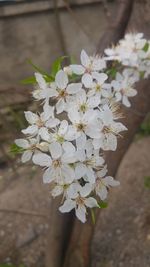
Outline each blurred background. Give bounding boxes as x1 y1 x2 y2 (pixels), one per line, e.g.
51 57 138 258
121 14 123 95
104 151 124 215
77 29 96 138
0 1 150 267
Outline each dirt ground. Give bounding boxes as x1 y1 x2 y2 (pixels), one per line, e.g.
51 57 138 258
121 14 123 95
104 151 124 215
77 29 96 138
0 137 150 267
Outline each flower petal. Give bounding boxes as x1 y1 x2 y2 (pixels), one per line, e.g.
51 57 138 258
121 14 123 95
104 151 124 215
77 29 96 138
33 153 52 167
49 142 62 159
59 199 75 213
80 50 90 67
75 205 86 223
15 139 29 149
85 197 98 208
70 64 85 75
67 83 82 94
21 151 32 163
24 111 38 124
82 73 93 88
55 70 68 89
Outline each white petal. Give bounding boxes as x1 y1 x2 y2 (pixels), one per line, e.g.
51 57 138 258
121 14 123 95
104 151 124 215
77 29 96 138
55 70 68 89
122 95 131 107
62 141 75 154
88 96 101 108
49 142 62 159
98 186 108 200
21 151 32 163
35 72 46 89
80 50 90 67
59 199 75 213
82 73 93 88
52 185 63 197
126 88 137 97
56 99 65 114
32 153 52 167
103 176 120 187
80 183 92 197
46 118 60 128
86 167 96 184
75 164 86 179
22 125 38 135
70 64 85 75
24 111 38 124
67 183 79 199
75 205 86 223
76 133 86 150
85 197 98 208
58 120 68 135
43 167 54 183
92 72 108 83
67 83 82 94
15 139 29 149
62 165 75 183
39 127 50 141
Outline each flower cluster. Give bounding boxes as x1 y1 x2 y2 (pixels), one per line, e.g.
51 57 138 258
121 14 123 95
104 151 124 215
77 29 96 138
15 33 150 223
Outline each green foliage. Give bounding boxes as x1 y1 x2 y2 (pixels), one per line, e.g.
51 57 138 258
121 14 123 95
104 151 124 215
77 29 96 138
143 42 149 52
21 76 37 85
144 176 150 188
50 56 66 79
21 56 70 85
10 143 24 155
98 201 108 209
106 67 117 79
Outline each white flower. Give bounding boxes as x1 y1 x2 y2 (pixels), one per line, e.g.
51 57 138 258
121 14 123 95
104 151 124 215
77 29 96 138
33 73 57 101
70 50 106 88
68 109 102 149
111 72 137 107
46 70 82 114
87 72 111 99
95 166 120 200
22 107 59 138
69 89 101 113
32 141 77 184
93 120 127 151
75 145 104 184
59 183 98 223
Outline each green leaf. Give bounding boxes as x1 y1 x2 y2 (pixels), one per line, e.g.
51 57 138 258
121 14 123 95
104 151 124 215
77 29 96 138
90 209 96 225
98 201 108 209
10 144 25 155
27 59 49 76
50 56 69 78
143 42 149 52
21 76 37 85
106 67 117 79
144 176 150 188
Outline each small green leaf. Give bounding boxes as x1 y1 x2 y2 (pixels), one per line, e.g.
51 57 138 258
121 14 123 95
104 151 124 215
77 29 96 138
140 71 145 79
50 56 69 78
27 59 49 76
144 176 150 188
21 76 37 85
143 42 149 52
106 67 117 79
10 144 25 155
98 201 108 209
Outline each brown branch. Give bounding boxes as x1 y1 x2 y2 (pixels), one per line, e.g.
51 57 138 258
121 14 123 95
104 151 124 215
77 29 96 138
96 0 135 54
